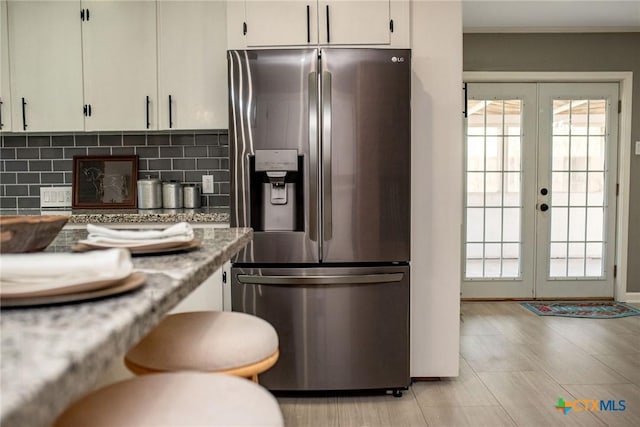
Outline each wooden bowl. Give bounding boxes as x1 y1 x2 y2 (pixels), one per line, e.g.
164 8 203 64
0 215 70 253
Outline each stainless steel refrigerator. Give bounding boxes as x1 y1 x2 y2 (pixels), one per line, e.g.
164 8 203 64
228 48 410 393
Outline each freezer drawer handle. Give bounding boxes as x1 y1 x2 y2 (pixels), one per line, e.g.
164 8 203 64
237 273 404 285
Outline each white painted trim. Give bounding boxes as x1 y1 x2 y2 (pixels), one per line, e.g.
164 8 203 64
463 72 633 302
623 292 640 303
464 26 640 34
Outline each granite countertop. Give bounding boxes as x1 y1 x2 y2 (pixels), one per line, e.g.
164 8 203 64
0 207 230 224
0 227 252 427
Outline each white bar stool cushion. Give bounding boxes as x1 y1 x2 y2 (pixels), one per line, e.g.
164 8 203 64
54 372 284 427
125 311 279 372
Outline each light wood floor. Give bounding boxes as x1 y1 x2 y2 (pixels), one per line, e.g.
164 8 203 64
277 301 640 426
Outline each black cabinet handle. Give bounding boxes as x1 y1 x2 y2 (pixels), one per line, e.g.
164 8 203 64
83 104 87 116
540 188 548 196
21 97 27 131
463 83 468 118
88 104 92 116
326 5 330 43
168 95 173 128
0 98 3 129
86 8 90 21
80 9 84 21
540 203 549 212
306 5 310 43
146 96 150 129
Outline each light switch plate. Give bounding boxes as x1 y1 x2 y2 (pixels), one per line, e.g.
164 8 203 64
40 187 72 208
202 175 214 194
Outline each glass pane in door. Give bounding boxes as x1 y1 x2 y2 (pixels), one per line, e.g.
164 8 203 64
465 99 523 279
549 99 607 278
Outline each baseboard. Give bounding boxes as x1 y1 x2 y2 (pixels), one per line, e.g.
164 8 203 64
622 292 640 303
461 297 613 302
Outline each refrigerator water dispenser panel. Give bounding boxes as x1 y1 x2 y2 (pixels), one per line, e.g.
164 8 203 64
255 150 298 172
253 150 302 232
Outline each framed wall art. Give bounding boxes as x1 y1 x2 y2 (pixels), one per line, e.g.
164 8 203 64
72 155 138 208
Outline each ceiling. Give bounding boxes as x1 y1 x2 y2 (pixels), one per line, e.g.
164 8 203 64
463 0 640 32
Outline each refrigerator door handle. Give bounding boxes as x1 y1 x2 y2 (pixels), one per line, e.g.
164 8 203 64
237 273 404 285
322 70 332 241
308 71 318 242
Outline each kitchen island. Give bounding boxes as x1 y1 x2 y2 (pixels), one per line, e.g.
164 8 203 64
0 227 251 427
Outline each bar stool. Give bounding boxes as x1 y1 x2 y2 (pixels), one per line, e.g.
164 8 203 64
53 372 284 426
124 311 279 383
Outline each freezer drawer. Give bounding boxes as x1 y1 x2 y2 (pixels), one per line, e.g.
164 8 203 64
231 265 409 391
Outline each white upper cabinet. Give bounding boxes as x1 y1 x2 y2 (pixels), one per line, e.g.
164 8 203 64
7 0 84 132
1 0 12 132
245 0 318 47
157 1 228 130
238 0 406 48
81 0 157 131
319 0 390 45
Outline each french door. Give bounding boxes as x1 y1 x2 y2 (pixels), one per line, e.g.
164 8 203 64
462 82 619 299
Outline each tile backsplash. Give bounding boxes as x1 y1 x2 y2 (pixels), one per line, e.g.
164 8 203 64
0 131 229 209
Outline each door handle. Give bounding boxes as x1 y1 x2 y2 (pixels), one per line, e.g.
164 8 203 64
168 95 173 128
322 71 332 241
539 203 549 212
308 71 318 242
21 97 27 131
325 5 330 43
146 96 150 129
306 5 311 43
237 273 404 285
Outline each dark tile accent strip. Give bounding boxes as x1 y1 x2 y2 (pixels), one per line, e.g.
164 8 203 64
5 185 29 196
29 160 53 172
17 197 40 208
5 160 28 172
1 148 16 159
52 135 75 147
160 146 183 158
17 173 40 184
1 172 17 184
40 148 64 159
27 135 51 147
1 130 230 209
3 136 27 147
17 148 40 159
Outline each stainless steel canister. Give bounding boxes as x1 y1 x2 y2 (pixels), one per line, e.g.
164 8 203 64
183 184 201 209
162 181 183 209
137 177 162 209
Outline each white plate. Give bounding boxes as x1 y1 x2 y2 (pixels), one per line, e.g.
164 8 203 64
0 272 146 307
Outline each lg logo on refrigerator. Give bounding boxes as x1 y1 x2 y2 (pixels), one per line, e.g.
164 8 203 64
391 56 405 63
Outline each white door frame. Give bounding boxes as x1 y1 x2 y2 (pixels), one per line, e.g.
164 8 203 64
463 72 633 302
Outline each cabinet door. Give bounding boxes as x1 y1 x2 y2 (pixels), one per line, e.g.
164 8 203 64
245 0 317 47
319 0 390 45
81 0 156 131
8 0 84 132
157 1 228 130
1 0 11 131
170 270 224 313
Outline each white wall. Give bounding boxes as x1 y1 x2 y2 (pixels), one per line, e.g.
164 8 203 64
410 0 462 377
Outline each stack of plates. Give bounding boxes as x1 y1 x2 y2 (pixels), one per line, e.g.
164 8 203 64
0 249 146 307
72 223 201 255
